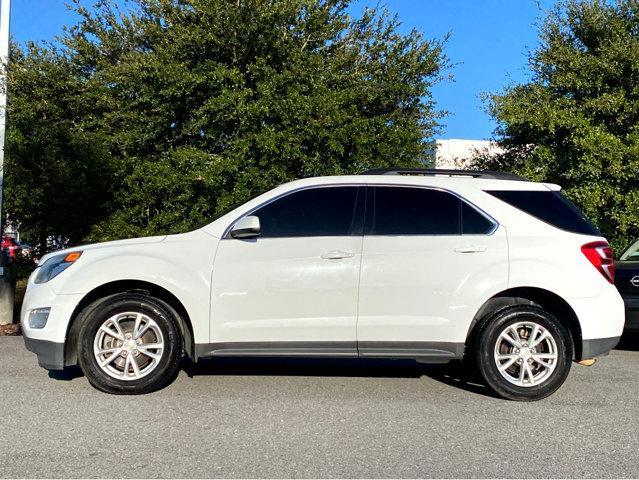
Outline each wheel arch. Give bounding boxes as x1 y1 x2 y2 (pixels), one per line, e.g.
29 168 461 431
467 287 583 360
64 280 195 366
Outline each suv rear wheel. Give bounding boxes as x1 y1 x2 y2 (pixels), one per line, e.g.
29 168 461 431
77 293 183 394
476 305 573 401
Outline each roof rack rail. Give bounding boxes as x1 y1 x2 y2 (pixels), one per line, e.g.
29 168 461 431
359 168 526 181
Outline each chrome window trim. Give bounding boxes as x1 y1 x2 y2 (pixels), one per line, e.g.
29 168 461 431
222 182 499 239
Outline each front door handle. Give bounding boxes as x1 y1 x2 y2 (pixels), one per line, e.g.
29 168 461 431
321 250 354 260
454 244 487 254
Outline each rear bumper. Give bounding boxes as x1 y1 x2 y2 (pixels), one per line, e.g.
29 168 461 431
567 285 625 359
581 336 620 359
23 336 65 370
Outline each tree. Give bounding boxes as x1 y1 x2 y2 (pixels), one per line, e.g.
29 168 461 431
4 0 448 246
476 0 639 251
4 44 114 253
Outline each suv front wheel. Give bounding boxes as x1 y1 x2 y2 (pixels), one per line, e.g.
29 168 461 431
476 305 573 401
77 293 183 394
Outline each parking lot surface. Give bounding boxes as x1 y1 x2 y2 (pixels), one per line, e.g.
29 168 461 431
1 335 638 478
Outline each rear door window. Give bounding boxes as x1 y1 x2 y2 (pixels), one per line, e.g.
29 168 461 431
462 202 495 234
368 186 495 236
487 190 600 236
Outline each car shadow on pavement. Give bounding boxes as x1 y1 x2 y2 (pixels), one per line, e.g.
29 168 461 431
48 365 84 382
48 365 84 381
182 357 500 399
615 331 639 351
419 361 500 399
43 355 499 398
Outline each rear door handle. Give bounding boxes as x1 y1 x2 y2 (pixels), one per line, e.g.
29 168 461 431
321 250 354 260
454 245 487 253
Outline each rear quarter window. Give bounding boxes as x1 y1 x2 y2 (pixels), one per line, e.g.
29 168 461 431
486 190 601 236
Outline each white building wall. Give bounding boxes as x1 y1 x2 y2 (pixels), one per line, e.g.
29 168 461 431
435 139 503 169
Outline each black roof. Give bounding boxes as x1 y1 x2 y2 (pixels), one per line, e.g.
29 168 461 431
359 168 526 181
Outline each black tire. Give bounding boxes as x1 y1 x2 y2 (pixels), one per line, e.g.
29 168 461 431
475 305 573 401
77 292 183 394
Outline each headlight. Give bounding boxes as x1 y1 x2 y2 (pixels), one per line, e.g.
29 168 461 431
34 251 83 284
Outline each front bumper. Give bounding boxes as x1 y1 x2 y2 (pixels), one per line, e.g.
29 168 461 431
20 282 83 344
20 279 84 370
23 336 65 370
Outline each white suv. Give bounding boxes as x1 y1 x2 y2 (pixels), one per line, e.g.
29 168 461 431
21 169 624 400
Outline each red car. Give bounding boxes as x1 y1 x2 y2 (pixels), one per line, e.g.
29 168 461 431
2 236 22 259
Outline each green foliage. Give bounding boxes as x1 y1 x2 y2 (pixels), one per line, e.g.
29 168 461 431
477 0 639 252
6 0 448 247
5 44 114 252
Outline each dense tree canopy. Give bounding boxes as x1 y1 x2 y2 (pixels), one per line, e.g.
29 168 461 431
4 0 448 250
5 44 114 249
477 0 639 252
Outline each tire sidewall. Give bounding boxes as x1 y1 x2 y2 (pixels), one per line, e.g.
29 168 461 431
78 294 182 394
477 306 573 401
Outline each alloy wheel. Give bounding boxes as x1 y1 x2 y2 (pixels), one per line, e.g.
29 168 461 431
493 321 559 387
93 312 165 381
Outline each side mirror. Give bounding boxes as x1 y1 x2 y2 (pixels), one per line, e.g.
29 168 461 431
230 215 261 239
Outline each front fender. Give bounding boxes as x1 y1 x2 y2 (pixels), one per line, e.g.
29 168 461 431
49 233 216 344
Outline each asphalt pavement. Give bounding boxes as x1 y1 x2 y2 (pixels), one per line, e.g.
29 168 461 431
1 334 638 478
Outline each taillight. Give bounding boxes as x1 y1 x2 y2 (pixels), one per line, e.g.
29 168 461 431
581 241 614 284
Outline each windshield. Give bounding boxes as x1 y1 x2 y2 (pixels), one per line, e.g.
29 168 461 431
620 239 639 261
